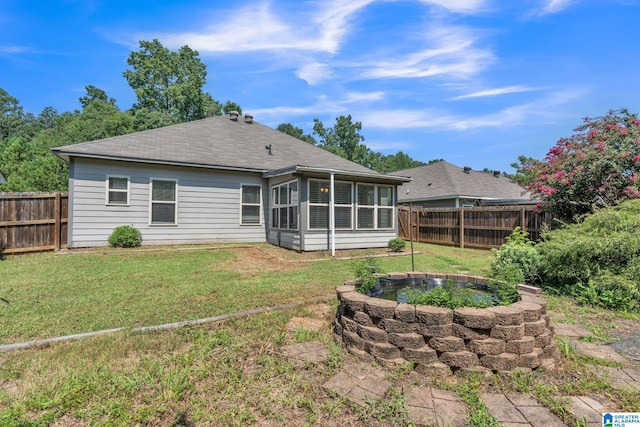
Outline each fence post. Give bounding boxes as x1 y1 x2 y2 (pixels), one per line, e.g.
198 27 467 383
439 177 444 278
459 208 465 248
54 192 61 251
520 206 526 235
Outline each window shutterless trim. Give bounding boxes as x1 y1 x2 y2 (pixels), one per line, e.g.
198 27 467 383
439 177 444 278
271 179 299 230
240 183 263 226
105 175 130 206
149 178 178 226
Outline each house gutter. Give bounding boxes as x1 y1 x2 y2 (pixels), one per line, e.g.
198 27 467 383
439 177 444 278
51 151 267 174
263 165 411 184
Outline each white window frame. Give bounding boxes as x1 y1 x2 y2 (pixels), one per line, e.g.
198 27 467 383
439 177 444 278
308 179 330 230
356 183 375 230
333 181 353 230
149 178 178 226
377 185 395 230
271 180 299 230
307 179 355 230
105 175 130 206
356 183 395 230
240 183 262 226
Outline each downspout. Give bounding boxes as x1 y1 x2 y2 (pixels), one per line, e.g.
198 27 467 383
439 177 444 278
330 172 335 257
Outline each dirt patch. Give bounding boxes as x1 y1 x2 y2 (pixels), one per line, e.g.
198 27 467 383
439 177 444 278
218 246 301 276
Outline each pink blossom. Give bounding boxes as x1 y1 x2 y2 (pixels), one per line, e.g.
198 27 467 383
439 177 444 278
540 186 556 195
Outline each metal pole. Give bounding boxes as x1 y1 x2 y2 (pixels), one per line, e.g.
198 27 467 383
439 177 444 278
410 203 415 272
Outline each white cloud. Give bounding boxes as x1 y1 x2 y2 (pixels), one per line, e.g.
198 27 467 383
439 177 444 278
357 25 494 80
418 0 488 14
359 89 584 131
0 45 28 54
537 0 576 15
147 1 373 55
452 86 538 100
296 62 333 85
343 91 385 103
248 90 384 123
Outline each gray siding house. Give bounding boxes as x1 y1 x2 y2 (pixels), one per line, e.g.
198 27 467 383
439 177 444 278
394 161 531 208
52 112 410 252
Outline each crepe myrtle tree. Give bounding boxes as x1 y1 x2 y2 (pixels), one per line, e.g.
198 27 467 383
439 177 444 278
519 109 640 221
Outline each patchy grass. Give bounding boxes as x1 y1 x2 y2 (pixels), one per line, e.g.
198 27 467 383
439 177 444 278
0 243 491 344
2 243 639 426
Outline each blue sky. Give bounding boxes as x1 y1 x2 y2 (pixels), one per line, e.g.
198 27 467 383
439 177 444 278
2 0 640 172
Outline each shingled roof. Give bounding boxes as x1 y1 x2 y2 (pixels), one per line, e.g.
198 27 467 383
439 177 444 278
53 113 407 183
394 161 530 203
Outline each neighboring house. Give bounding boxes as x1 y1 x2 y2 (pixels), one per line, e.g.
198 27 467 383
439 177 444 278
0 170 6 185
52 112 410 252
393 161 531 208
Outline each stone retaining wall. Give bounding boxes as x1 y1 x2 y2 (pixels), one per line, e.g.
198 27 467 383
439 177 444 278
334 272 557 376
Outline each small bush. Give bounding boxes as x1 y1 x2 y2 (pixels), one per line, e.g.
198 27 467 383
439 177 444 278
387 238 406 252
490 227 542 285
108 225 142 248
487 264 522 306
353 257 382 294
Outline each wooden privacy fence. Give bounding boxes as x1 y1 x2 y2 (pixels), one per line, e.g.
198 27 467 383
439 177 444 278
398 205 552 249
0 192 68 255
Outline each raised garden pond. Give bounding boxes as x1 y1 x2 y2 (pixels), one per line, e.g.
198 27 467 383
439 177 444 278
334 272 557 375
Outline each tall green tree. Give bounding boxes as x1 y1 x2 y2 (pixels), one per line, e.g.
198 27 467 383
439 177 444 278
0 86 133 192
313 115 376 168
123 39 222 123
0 88 25 141
374 151 425 173
222 100 242 115
276 123 317 145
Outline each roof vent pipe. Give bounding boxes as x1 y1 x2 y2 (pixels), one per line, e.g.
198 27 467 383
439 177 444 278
493 170 500 177
244 113 253 124
229 111 239 121
463 166 471 174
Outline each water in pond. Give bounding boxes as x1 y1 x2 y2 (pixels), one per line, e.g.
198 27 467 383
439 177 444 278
369 277 497 306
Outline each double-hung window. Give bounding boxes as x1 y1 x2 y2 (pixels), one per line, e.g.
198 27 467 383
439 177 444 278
377 185 394 229
357 184 375 229
106 176 129 205
241 184 262 225
334 182 353 228
308 180 330 229
150 179 177 225
271 180 298 230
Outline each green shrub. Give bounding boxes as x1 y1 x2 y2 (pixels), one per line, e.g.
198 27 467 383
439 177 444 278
406 279 493 309
387 238 406 252
352 257 382 294
487 264 522 306
108 225 142 248
538 199 640 311
490 227 542 285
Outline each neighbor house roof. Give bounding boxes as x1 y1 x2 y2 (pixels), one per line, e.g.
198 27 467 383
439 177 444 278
393 161 530 203
0 170 5 185
52 113 409 184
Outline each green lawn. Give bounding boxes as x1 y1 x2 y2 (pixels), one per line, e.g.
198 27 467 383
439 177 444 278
1 243 639 426
0 243 492 344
